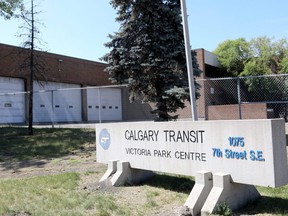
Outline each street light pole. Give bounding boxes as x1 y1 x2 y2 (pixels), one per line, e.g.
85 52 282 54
180 0 198 121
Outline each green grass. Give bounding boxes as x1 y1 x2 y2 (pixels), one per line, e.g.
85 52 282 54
0 173 82 215
0 172 132 216
0 127 95 161
235 185 288 215
1 171 288 216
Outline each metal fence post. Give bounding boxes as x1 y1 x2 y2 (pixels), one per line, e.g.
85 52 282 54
98 87 102 123
51 90 55 128
237 78 242 119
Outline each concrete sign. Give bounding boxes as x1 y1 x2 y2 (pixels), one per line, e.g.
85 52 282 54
97 119 288 187
96 119 288 214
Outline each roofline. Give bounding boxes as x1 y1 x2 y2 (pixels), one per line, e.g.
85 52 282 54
0 42 108 66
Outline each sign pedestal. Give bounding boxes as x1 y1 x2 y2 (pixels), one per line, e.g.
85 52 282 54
200 173 260 215
99 160 118 182
100 160 154 186
185 171 213 215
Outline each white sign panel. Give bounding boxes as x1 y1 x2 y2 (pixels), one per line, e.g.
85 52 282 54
96 119 288 187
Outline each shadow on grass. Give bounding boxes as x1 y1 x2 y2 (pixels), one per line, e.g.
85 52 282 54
143 173 195 193
235 196 288 215
142 174 288 215
0 126 95 171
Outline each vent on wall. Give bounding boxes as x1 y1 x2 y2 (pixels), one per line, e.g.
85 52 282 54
4 103 12 108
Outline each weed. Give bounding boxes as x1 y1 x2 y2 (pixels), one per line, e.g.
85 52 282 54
69 158 82 164
145 190 159 208
51 158 62 164
213 202 233 216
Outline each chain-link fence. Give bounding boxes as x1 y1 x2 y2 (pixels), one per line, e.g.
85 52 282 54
0 85 155 126
1 74 287 125
198 74 288 121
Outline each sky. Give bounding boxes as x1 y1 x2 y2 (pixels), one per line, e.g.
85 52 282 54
1 0 288 62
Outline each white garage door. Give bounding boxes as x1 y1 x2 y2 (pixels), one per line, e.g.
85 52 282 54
33 82 82 123
0 77 25 124
87 87 122 121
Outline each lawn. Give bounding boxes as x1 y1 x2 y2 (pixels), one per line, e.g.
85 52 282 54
0 126 288 215
0 127 95 161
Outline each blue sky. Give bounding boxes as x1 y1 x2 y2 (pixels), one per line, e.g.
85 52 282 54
1 0 288 62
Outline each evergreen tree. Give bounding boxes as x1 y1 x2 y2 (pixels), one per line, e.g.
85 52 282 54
0 0 23 19
103 0 201 121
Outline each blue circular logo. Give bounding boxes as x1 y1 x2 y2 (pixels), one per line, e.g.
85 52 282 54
99 129 111 150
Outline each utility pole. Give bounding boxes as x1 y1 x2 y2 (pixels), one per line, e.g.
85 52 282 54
180 0 198 121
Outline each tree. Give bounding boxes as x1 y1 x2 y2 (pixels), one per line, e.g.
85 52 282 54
213 38 249 77
214 36 288 77
214 36 288 108
241 37 288 76
103 0 201 121
0 0 23 19
18 0 47 135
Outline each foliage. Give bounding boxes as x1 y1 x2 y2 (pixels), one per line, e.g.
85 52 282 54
0 0 23 19
241 37 288 76
103 0 201 121
214 36 288 77
214 38 249 77
213 202 233 216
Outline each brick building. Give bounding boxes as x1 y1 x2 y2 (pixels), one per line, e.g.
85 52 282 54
0 43 219 124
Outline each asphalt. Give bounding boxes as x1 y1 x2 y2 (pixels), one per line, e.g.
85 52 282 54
33 123 97 128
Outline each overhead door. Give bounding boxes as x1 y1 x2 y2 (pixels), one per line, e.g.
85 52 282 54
0 77 25 124
33 82 82 123
87 87 122 121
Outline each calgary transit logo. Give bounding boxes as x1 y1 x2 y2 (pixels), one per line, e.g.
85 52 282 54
99 129 111 150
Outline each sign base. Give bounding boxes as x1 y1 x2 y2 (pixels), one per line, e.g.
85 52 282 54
185 172 261 215
100 160 154 186
185 171 213 215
